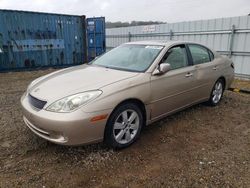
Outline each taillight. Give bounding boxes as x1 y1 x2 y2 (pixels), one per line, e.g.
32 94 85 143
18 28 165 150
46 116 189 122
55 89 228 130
231 62 234 69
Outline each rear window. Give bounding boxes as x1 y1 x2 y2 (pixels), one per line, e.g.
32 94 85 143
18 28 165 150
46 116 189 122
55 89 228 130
188 44 211 65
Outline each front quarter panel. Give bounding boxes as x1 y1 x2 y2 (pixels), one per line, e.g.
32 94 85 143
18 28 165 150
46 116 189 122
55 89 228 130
81 73 151 113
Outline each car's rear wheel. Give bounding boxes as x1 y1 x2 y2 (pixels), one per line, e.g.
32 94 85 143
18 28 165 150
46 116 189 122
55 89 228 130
104 103 143 149
208 79 224 106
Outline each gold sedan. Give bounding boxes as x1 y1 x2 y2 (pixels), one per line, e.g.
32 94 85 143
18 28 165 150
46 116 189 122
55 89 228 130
21 41 234 149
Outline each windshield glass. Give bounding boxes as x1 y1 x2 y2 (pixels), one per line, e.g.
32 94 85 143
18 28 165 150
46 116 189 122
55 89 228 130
90 44 164 72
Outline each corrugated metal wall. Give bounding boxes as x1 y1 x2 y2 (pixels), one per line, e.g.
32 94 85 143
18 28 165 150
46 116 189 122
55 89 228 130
87 17 106 62
106 16 250 78
0 10 87 71
0 10 107 71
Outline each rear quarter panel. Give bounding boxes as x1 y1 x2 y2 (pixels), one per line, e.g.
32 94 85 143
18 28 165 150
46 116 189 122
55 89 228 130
217 55 234 89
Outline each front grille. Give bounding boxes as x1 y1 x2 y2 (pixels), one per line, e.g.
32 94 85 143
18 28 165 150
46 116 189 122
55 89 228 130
28 94 47 110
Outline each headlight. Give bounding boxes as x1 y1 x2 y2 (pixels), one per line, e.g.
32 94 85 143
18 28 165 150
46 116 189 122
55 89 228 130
46 90 102 113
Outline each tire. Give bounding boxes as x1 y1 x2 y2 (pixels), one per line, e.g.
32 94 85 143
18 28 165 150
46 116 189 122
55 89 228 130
104 103 143 149
208 79 225 106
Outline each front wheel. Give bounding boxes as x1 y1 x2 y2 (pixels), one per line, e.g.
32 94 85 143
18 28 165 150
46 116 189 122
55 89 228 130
104 103 143 149
208 79 224 106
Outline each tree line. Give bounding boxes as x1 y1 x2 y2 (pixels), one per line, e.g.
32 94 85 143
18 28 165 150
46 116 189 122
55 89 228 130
106 21 166 28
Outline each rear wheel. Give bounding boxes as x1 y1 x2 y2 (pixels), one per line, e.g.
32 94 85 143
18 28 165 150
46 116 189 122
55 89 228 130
208 79 224 106
104 103 143 149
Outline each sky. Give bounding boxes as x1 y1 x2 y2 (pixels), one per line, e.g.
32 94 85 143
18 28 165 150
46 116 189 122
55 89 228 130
0 0 249 23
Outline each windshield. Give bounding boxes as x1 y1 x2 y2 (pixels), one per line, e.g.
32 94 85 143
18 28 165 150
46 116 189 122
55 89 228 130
90 44 164 72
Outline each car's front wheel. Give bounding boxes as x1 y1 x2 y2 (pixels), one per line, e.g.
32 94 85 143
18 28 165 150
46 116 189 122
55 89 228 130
104 103 143 149
208 79 224 106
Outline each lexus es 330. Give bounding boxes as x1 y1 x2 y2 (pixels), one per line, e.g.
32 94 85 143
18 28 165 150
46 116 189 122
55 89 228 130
21 41 234 149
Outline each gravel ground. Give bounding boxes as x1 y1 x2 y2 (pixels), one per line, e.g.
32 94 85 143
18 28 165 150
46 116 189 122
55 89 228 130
0 69 249 188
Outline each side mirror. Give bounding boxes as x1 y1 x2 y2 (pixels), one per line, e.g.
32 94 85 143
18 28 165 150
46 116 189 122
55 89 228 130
153 63 171 76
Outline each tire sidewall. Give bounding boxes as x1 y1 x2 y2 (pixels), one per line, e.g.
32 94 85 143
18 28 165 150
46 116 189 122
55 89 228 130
104 103 143 149
209 79 224 106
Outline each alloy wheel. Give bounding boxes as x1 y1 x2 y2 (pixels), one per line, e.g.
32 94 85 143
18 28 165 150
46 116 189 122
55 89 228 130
113 109 140 145
212 81 223 104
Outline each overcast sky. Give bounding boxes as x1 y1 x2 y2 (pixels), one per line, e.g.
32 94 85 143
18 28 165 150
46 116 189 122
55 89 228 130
0 0 249 22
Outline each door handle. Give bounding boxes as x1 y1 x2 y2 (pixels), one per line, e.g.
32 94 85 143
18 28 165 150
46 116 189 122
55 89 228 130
185 72 193 78
213 66 218 70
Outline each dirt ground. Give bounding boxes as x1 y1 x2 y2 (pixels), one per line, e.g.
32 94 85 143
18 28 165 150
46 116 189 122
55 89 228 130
0 69 249 188
231 78 250 91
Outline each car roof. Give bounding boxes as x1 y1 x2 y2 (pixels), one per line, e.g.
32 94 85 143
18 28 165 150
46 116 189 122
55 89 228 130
125 40 219 59
125 40 201 47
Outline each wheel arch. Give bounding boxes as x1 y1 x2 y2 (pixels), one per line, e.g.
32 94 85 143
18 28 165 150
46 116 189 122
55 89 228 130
103 98 146 148
218 76 226 90
116 98 146 124
106 98 147 128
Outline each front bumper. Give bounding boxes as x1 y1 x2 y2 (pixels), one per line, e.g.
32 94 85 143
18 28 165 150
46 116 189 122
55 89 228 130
21 93 112 146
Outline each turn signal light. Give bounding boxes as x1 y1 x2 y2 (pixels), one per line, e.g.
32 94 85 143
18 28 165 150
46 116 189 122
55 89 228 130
90 114 108 122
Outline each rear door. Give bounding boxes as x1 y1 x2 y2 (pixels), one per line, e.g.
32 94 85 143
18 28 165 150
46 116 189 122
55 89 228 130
187 44 221 100
150 44 199 120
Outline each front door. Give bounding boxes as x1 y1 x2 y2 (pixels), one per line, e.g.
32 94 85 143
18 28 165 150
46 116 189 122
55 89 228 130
150 44 198 120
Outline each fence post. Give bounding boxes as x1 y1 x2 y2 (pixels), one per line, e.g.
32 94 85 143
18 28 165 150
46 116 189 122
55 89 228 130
229 25 235 58
128 32 132 42
169 29 173 40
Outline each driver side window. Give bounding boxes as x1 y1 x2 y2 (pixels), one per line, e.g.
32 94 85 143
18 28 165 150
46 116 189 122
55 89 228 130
162 45 188 70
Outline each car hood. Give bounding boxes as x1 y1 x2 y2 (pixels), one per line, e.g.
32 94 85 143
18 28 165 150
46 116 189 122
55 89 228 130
29 65 139 102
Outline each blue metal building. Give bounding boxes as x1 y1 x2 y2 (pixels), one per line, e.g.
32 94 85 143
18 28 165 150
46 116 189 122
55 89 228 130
0 10 106 71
